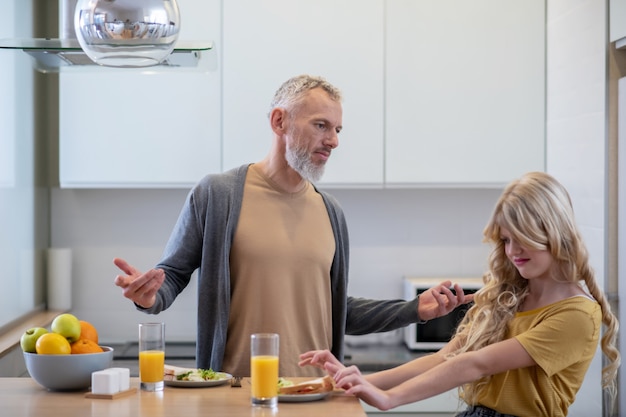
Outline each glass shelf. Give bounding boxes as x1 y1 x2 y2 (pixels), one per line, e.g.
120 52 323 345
0 38 213 72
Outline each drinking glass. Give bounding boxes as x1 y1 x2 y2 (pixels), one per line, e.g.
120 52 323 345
250 333 279 407
138 322 165 391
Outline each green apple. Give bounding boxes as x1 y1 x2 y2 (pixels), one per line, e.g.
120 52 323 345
51 313 81 343
20 327 48 353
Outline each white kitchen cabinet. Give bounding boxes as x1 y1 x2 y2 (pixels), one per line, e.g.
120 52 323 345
222 0 385 186
59 0 221 188
223 0 544 188
611 0 626 43
385 0 545 185
59 0 545 188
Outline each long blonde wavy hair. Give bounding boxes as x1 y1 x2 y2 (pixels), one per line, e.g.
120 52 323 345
451 172 620 406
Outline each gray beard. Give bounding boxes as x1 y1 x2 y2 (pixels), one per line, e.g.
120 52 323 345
285 143 325 183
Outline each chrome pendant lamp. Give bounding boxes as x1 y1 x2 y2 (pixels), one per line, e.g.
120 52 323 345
74 0 181 67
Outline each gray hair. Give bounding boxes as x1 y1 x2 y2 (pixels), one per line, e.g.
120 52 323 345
268 74 343 118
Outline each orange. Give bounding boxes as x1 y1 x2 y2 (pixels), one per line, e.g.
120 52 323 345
78 320 99 344
36 333 71 354
70 339 103 354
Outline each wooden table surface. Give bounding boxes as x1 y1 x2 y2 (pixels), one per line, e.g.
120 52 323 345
1 377 367 417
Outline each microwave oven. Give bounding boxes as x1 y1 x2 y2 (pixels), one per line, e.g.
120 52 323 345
403 277 483 351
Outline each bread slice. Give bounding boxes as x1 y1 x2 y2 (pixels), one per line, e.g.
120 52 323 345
164 364 194 381
278 375 334 395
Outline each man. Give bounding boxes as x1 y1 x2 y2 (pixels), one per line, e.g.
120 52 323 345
114 74 471 377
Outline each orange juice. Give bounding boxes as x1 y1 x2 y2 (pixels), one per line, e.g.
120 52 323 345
139 350 165 383
251 355 279 398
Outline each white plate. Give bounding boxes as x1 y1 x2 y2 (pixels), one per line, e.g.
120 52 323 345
164 372 232 388
278 391 331 402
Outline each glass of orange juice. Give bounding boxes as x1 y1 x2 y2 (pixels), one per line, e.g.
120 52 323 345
138 322 165 391
250 333 279 407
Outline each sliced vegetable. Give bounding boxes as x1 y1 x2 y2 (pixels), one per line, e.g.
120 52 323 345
278 377 294 388
176 368 224 381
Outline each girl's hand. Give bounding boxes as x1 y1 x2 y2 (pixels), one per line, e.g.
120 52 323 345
298 349 344 371
327 362 393 411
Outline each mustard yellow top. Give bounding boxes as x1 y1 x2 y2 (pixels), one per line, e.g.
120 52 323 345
476 296 601 417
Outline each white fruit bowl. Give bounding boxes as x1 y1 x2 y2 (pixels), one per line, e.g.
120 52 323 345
24 346 114 391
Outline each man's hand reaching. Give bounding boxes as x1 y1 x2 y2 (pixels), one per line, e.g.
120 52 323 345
416 280 474 322
113 257 165 309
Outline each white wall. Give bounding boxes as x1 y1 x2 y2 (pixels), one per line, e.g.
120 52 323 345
546 0 608 415
0 0 41 329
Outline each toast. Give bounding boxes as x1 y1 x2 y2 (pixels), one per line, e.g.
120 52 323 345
278 375 334 395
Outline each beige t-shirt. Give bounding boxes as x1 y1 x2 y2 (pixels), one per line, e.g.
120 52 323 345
222 164 335 377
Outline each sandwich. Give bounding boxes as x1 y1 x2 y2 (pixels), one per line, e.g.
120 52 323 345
164 364 226 381
278 375 335 395
164 364 193 381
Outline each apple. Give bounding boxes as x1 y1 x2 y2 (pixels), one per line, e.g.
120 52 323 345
20 327 49 353
51 313 81 343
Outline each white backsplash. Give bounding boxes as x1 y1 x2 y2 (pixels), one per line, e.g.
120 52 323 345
50 186 501 343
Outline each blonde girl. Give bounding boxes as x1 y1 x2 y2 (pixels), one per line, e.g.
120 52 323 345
300 171 620 417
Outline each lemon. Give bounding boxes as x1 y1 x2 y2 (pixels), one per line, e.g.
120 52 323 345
35 332 71 354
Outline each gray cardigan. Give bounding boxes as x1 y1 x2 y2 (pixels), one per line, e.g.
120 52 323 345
141 164 420 370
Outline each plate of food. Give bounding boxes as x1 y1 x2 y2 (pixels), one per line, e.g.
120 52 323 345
278 376 334 402
164 364 232 388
